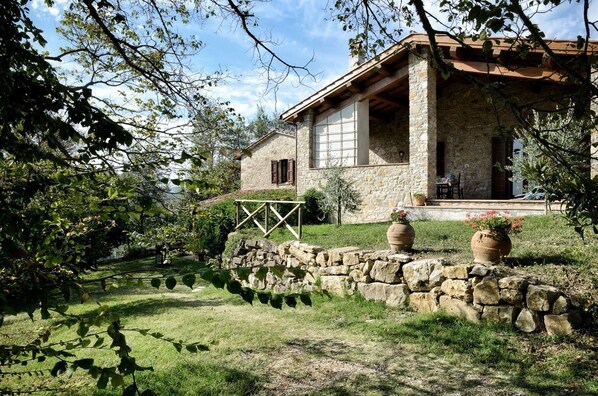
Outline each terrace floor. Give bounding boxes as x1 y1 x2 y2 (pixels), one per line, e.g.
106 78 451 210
404 199 563 221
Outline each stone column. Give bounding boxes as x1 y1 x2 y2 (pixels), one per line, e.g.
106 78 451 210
296 109 314 196
408 49 438 198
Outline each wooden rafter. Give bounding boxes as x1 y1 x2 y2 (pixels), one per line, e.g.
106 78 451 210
451 60 564 81
346 81 363 93
372 94 405 108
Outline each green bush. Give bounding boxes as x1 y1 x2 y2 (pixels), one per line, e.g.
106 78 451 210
302 188 326 225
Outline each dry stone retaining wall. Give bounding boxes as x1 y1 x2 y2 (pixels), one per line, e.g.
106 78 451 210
226 238 583 336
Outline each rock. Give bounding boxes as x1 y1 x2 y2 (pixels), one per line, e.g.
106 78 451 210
429 268 445 287
430 286 443 298
288 245 315 265
410 292 439 313
277 243 290 258
302 244 324 254
441 279 473 302
500 289 524 307
303 271 317 285
363 251 388 261
247 274 266 290
442 264 474 279
266 271 279 285
402 259 445 292
515 308 542 333
258 240 276 252
552 295 570 315
498 276 528 290
343 252 362 267
315 251 329 266
349 269 371 283
544 312 581 336
361 259 374 275
473 277 500 305
470 264 491 277
320 276 350 296
385 284 410 307
328 246 361 264
388 253 412 263
231 257 244 266
273 284 287 294
526 285 560 312
320 265 350 276
245 239 258 248
439 295 481 322
357 283 409 307
287 257 301 268
370 260 402 283
481 305 519 326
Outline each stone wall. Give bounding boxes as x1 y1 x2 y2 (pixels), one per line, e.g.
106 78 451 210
226 239 583 336
241 133 296 191
369 111 409 165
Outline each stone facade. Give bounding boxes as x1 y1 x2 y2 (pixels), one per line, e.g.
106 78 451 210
292 50 578 222
240 132 296 191
226 238 585 336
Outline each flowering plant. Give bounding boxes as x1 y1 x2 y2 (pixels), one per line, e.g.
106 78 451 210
464 211 524 235
391 208 410 223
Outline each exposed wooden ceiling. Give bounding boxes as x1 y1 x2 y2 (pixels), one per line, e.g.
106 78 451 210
281 33 596 124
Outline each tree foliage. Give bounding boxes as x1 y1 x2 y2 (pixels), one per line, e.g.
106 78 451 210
318 166 362 226
0 1 310 393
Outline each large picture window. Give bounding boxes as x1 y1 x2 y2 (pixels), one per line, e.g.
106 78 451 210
313 103 358 167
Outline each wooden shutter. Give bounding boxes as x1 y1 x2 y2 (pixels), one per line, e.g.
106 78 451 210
271 160 279 184
288 159 295 185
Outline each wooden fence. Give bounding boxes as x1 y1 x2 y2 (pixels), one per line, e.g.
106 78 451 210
234 199 305 239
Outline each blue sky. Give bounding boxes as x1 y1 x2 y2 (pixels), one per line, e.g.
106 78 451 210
28 0 596 120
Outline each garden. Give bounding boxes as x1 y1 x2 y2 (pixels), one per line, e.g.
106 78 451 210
2 210 597 395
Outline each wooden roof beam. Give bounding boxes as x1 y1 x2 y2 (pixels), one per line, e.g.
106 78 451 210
449 46 463 60
357 65 409 102
451 60 564 81
542 53 556 69
372 94 404 108
376 64 393 77
345 81 363 93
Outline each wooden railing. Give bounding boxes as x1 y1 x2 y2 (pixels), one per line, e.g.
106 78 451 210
234 199 305 239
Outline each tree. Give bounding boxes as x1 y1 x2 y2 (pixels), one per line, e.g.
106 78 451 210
328 0 598 236
0 1 311 394
508 108 595 235
318 165 362 226
246 105 295 140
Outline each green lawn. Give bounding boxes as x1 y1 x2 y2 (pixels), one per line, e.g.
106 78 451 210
2 251 598 395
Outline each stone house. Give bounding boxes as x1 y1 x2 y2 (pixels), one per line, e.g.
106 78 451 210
281 33 598 223
240 130 296 191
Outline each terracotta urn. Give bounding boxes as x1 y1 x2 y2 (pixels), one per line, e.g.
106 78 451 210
386 222 415 252
413 195 426 206
470 230 512 263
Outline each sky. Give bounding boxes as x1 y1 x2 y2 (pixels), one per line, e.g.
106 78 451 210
28 0 597 121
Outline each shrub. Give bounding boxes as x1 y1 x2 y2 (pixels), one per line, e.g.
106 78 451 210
302 188 326 225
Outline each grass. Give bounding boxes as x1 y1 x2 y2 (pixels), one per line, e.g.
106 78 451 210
2 253 598 395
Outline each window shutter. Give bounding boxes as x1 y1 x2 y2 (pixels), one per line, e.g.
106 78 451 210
288 159 295 185
271 160 279 184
